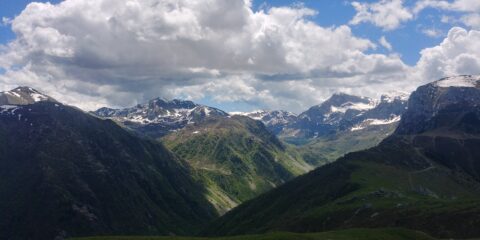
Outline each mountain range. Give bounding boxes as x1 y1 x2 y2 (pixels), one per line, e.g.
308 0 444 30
231 92 408 165
94 99 228 139
94 90 409 166
2 75 480 239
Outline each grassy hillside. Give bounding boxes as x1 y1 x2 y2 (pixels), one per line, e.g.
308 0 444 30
203 134 480 239
70 228 435 240
0 102 218 239
162 116 312 214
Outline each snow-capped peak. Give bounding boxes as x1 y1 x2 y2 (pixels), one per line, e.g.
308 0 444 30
434 75 480 88
93 97 228 137
0 87 55 106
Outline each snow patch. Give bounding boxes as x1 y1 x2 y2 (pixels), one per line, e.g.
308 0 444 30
1 105 18 111
368 115 401 125
350 115 401 131
435 75 480 88
6 91 21 98
350 125 366 131
30 93 48 102
330 101 377 114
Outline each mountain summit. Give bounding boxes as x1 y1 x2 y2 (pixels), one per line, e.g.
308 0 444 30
397 75 480 135
0 87 56 105
231 110 298 134
94 98 228 138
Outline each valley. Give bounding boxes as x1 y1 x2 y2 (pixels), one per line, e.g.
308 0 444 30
1 75 480 239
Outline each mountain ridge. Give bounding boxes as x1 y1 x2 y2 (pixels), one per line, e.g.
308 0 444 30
93 98 228 138
0 95 218 239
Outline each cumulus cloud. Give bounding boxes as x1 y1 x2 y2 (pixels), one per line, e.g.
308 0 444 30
1 0 477 112
415 27 480 81
461 14 480 29
0 0 413 112
349 0 413 31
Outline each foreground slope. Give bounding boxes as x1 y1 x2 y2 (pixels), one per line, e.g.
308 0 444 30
0 88 217 240
163 116 312 214
71 228 435 240
203 75 480 239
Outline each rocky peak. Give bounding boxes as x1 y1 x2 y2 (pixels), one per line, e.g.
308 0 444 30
0 86 56 105
298 93 376 126
92 97 228 138
396 75 480 135
148 98 197 110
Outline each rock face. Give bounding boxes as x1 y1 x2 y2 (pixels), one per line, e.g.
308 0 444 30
293 93 377 137
395 75 480 180
345 92 408 132
0 86 56 105
397 75 480 135
203 76 480 239
93 98 228 138
0 89 218 240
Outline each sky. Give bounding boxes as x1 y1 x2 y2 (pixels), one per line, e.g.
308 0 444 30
0 0 480 113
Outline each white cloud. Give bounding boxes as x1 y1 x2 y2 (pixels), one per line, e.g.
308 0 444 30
440 15 453 24
1 17 12 26
3 1 477 114
421 28 443 38
349 0 413 31
414 0 480 28
414 0 480 14
379 36 393 50
352 0 480 32
461 13 480 29
0 0 412 112
415 27 480 82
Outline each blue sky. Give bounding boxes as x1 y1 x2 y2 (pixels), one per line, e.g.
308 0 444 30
0 0 479 112
0 1 59 41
